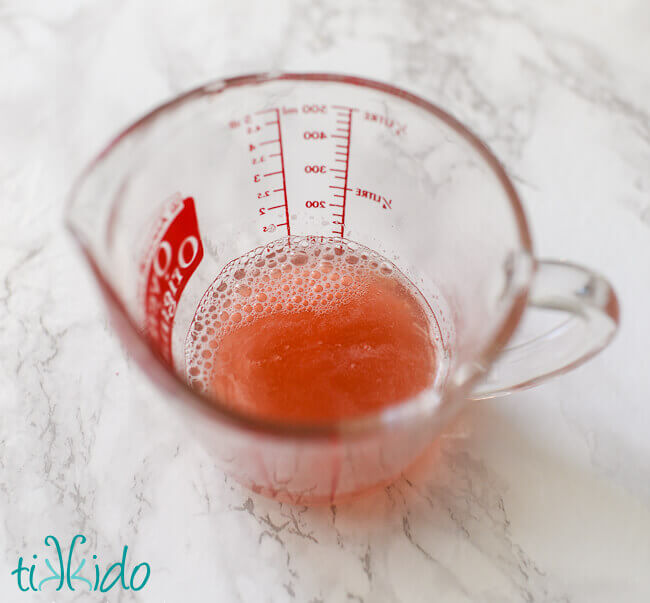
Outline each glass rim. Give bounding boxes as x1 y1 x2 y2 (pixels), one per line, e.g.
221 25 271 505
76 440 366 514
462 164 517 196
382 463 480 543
65 71 534 440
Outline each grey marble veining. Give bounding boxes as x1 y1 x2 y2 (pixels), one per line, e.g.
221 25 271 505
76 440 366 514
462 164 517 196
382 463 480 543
1 0 649 601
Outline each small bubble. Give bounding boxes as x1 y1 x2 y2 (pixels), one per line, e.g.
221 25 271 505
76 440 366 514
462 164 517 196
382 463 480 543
313 284 323 293
290 252 308 266
234 269 246 280
342 275 353 286
217 282 227 292
380 262 393 275
271 268 282 279
235 284 252 297
319 261 333 273
329 272 340 281
346 255 359 265
257 292 267 302
231 312 242 323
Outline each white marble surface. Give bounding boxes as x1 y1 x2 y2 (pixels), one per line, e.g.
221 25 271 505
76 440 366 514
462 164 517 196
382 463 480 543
2 0 650 600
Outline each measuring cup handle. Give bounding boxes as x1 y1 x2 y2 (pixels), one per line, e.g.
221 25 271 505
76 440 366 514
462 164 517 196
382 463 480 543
469 259 619 399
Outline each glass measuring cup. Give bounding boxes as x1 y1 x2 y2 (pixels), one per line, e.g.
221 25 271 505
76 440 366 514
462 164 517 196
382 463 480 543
66 73 619 503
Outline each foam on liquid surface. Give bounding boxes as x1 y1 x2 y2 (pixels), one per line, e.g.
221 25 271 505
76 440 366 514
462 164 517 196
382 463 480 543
186 236 438 423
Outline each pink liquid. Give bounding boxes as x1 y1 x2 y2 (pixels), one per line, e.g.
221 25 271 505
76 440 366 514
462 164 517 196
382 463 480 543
186 237 437 423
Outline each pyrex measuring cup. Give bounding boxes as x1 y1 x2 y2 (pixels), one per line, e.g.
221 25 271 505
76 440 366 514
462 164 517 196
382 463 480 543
66 73 618 503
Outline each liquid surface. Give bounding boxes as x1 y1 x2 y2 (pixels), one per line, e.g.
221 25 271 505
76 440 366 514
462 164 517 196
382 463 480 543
186 237 438 423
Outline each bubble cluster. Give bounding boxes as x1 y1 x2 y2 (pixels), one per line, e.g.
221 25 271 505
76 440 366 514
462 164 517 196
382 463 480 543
185 236 403 391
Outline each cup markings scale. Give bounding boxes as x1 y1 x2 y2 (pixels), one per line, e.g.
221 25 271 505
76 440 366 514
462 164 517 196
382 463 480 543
240 104 367 239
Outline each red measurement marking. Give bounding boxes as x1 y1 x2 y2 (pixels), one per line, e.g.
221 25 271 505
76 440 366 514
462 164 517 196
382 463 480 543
250 109 290 235
354 187 393 211
335 109 353 237
274 108 291 235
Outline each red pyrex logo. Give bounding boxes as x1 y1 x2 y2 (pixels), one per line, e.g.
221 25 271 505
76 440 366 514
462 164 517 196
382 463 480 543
142 196 203 365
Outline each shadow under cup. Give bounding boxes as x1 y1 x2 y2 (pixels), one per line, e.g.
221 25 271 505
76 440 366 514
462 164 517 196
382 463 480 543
66 74 615 503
